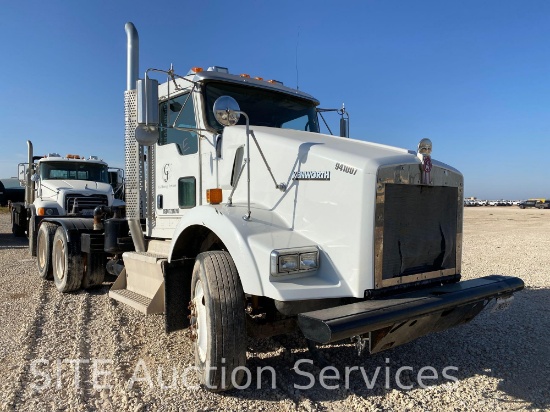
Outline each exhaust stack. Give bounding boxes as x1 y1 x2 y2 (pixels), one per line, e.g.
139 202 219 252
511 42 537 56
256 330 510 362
124 22 146 252
26 140 34 206
125 22 139 92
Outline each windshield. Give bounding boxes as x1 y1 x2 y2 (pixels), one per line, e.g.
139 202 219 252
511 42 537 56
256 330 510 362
203 82 320 133
39 161 109 183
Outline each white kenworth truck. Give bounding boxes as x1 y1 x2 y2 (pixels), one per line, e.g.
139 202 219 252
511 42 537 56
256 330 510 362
11 141 124 286
32 22 523 391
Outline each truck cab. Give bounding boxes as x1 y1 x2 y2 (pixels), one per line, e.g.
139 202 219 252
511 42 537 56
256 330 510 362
10 144 124 289
107 22 521 391
31 154 116 216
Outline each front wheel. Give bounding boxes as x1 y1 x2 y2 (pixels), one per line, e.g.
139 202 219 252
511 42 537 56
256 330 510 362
190 251 247 392
52 227 83 292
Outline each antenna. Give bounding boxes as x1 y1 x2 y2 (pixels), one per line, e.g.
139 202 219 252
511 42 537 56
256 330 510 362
295 28 300 90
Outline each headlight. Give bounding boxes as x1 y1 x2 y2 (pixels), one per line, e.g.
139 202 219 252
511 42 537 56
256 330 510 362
270 247 319 277
37 207 59 216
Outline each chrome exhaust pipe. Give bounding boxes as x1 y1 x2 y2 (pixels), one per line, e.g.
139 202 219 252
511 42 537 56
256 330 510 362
124 22 145 252
26 140 34 205
125 22 139 91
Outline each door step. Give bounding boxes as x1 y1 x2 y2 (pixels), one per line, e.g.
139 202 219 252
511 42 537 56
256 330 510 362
109 288 152 313
108 251 167 314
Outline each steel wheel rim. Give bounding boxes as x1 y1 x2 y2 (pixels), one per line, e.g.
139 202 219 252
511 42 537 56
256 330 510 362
53 238 65 280
194 280 207 363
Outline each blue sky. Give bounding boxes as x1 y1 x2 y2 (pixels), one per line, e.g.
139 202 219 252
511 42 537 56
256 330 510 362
0 0 548 199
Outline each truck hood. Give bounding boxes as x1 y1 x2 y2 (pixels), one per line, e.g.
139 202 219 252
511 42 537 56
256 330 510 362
222 125 459 178
40 180 113 194
215 125 463 298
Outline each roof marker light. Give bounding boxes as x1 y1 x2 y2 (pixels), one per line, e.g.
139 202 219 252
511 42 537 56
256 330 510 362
240 73 250 78
207 66 229 73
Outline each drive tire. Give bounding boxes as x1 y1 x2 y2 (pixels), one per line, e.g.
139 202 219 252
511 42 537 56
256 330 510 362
52 226 83 292
36 222 57 280
190 251 246 392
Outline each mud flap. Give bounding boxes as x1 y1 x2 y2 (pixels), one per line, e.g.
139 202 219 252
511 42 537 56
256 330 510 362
163 259 194 333
81 233 107 288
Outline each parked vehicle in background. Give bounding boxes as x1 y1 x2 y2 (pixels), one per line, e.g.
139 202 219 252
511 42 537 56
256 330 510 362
0 178 25 206
518 200 537 209
535 200 550 209
10 141 125 263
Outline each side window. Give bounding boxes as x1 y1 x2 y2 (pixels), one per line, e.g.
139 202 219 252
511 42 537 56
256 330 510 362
178 177 196 208
159 93 198 155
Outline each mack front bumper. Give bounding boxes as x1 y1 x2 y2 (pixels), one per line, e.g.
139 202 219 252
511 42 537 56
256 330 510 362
297 275 524 354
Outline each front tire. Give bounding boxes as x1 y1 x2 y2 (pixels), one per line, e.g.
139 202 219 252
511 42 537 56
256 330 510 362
190 251 247 392
52 227 83 292
36 222 57 280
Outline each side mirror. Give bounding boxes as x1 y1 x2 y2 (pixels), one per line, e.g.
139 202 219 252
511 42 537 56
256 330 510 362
135 77 159 146
31 174 39 182
213 96 241 126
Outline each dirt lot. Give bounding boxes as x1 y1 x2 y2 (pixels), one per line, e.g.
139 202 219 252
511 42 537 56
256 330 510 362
0 207 548 411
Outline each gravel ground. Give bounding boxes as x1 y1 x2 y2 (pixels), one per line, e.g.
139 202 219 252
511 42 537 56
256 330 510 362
0 206 548 411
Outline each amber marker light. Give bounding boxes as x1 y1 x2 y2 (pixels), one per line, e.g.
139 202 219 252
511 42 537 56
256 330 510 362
240 73 251 78
254 77 264 81
206 188 223 205
191 67 203 73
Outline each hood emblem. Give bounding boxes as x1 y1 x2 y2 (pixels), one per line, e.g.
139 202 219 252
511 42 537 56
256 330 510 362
292 171 331 181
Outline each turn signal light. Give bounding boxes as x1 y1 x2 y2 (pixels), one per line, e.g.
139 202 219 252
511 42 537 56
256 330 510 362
37 207 57 216
206 188 223 205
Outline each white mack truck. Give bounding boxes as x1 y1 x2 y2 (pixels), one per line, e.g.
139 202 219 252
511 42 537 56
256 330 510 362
11 142 124 285
30 22 523 391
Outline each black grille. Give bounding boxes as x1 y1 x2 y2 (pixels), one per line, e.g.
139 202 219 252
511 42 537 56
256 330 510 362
65 194 108 213
381 184 458 280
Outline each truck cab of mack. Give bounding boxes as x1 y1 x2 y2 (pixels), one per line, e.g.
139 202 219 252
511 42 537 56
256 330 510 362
11 144 124 259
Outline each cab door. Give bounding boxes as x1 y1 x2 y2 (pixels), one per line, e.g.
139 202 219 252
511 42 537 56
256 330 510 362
151 90 200 238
